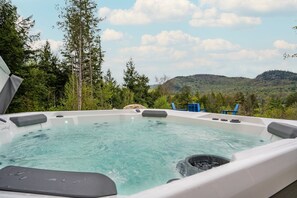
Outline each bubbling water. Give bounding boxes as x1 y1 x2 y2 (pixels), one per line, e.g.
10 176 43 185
0 118 270 195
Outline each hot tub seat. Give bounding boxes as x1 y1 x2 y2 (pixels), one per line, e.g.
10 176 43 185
10 114 47 127
0 166 117 198
142 110 167 118
268 122 297 139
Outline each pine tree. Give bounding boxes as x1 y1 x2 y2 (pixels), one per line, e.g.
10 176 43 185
37 41 69 108
123 58 138 91
123 58 150 106
58 0 104 110
0 0 40 113
0 0 38 73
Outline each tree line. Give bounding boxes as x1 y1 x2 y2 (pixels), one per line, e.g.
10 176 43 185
0 0 150 112
166 86 297 120
1 0 296 120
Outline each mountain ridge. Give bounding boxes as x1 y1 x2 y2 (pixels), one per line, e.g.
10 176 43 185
162 70 297 96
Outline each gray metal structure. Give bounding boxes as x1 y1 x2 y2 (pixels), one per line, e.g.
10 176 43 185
0 56 23 114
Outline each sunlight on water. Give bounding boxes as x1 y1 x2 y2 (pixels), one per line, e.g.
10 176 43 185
0 118 270 195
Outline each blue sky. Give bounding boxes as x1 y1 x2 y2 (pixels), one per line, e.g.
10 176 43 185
11 0 297 83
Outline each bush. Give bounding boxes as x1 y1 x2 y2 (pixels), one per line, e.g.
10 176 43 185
285 103 297 120
153 96 171 109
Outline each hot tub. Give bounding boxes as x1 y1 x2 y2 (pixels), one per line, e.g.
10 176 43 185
0 109 297 198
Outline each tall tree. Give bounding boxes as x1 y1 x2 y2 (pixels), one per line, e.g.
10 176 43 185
0 0 40 113
37 41 69 108
123 58 139 91
154 74 171 97
58 0 104 110
123 58 150 105
0 0 38 74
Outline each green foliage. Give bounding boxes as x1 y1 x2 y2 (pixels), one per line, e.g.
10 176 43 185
201 92 225 113
37 41 69 108
123 58 151 106
154 96 171 109
243 94 258 116
2 0 297 122
0 0 38 74
284 103 297 120
120 88 134 108
0 0 33 113
14 67 48 112
57 0 104 110
173 86 192 108
82 84 99 110
62 74 78 110
63 76 99 110
0 0 24 74
163 71 297 99
286 92 297 107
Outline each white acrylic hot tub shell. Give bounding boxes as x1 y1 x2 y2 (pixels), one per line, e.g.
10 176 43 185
0 109 297 198
130 139 297 198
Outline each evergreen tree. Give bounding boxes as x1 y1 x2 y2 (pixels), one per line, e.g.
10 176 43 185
173 86 192 109
0 0 38 74
243 93 258 116
123 58 150 105
0 0 40 113
58 0 104 110
285 92 297 107
0 0 23 73
123 58 138 91
101 69 121 108
37 41 69 108
154 96 171 109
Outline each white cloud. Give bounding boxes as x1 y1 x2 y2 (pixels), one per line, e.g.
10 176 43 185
273 40 297 50
99 0 295 29
174 58 218 69
31 39 63 52
200 0 297 13
190 8 261 27
210 49 279 61
98 7 111 18
117 30 243 77
106 10 151 25
99 0 196 25
141 30 239 51
200 39 240 51
133 0 196 20
141 30 200 46
105 36 293 83
102 29 124 41
121 31 198 62
120 45 187 61
99 0 263 28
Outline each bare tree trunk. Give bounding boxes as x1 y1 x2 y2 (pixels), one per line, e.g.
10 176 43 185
72 56 75 110
78 0 82 110
89 51 93 99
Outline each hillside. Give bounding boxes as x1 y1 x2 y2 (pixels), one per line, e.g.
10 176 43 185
163 70 297 97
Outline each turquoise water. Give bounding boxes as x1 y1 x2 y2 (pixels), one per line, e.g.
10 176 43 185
0 118 270 195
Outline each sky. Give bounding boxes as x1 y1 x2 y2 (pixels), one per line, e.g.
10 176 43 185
10 0 297 84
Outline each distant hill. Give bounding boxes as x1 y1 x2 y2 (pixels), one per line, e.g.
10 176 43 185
162 70 297 97
255 70 297 81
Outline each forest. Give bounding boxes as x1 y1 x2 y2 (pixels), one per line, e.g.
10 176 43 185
1 0 297 120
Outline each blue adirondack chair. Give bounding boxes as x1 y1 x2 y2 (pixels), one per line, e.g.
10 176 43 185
171 103 186 111
222 104 239 115
188 103 201 112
